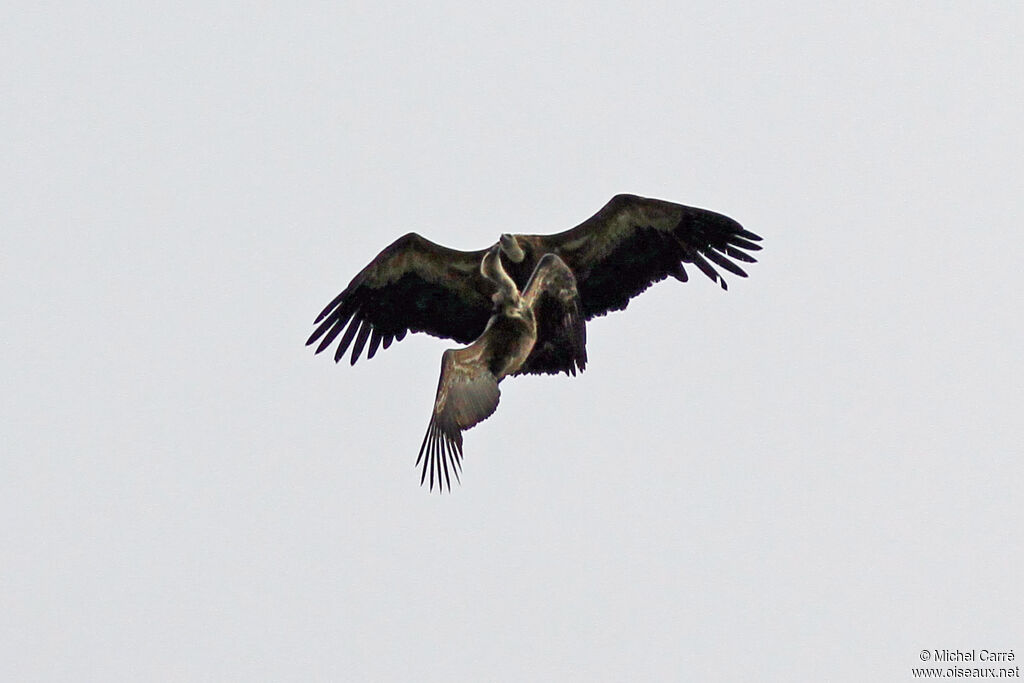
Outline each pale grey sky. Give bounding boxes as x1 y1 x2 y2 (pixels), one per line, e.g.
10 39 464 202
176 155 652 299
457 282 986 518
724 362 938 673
3 2 1022 681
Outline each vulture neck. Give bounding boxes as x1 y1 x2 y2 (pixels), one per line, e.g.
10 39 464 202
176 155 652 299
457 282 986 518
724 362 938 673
481 244 521 311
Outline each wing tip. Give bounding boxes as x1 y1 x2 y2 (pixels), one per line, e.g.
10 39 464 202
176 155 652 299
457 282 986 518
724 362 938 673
417 417 464 493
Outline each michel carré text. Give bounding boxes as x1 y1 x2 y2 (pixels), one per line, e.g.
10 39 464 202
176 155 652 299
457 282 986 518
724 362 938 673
933 649 1015 662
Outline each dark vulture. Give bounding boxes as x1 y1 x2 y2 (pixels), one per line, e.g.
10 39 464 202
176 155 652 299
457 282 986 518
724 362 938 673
307 193 762 490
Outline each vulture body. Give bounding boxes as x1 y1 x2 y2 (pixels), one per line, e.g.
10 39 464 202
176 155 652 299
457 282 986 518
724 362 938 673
307 194 762 490
416 249 585 490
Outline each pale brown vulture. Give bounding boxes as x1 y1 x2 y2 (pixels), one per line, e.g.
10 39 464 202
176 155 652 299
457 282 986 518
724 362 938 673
416 248 585 490
307 194 761 490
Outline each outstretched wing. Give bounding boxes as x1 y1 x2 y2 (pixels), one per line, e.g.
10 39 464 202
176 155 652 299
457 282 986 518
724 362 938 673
517 254 588 377
417 346 501 492
531 194 762 319
306 233 493 365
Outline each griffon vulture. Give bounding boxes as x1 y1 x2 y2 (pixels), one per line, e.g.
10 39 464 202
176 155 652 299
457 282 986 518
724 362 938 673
307 194 761 490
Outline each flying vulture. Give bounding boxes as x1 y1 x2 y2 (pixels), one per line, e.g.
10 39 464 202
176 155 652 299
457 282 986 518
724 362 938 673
307 193 762 490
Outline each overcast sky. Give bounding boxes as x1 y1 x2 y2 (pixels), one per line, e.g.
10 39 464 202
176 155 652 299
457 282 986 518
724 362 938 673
3 2 1022 681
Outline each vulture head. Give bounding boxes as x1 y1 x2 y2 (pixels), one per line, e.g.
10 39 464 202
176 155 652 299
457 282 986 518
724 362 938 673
499 233 525 263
